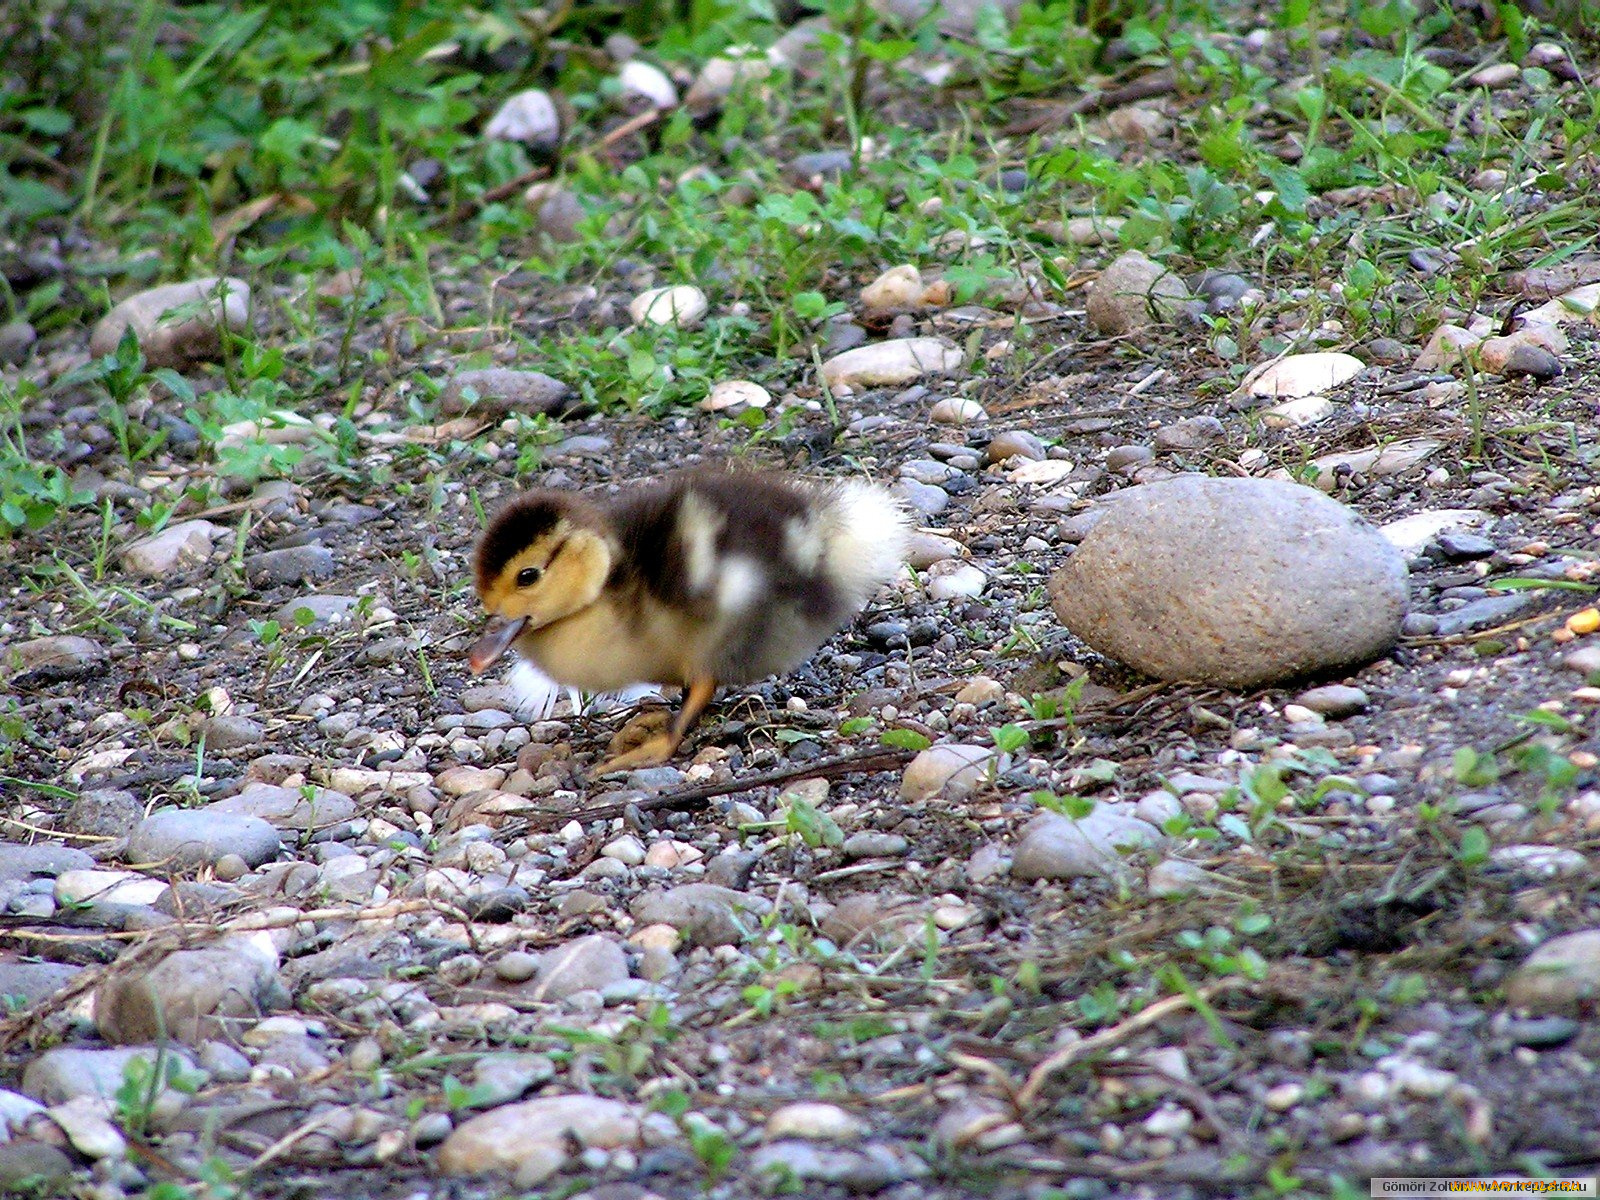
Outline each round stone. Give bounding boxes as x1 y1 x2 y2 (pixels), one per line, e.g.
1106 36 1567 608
1086 251 1189 338
1048 477 1407 687
1505 930 1600 1013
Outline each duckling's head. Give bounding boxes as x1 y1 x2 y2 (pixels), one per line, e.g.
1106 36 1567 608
468 492 613 674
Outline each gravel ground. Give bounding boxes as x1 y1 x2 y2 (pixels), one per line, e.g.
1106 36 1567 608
2 18 1600 1200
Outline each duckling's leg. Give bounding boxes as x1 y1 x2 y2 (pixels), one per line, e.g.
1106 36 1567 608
596 676 718 773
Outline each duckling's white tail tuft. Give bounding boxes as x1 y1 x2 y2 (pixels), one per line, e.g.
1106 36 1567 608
818 479 912 606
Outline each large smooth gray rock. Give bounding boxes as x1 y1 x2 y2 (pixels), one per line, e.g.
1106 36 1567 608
1049 477 1407 687
528 935 628 1002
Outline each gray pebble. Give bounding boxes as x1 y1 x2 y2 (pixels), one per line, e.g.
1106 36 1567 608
894 480 949 517
843 832 909 859
706 851 759 891
553 435 611 458
63 789 142 839
900 459 958 486
1293 685 1370 717
1431 592 1543 637
1433 531 1495 561
439 368 571 417
1501 343 1562 380
128 809 282 870
274 594 360 628
464 887 530 922
0 319 37 364
631 883 771 947
247 545 336 586
1153 416 1225 451
1401 613 1439 636
2 635 107 684
789 150 853 181
985 431 1047 463
203 715 265 751
495 951 540 983
1104 445 1153 472
1504 1015 1580 1048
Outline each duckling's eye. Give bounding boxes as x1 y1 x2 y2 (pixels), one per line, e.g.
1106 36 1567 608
515 566 543 588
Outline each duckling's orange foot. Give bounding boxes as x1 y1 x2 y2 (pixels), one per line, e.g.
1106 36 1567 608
595 731 679 774
597 709 678 773
607 707 672 755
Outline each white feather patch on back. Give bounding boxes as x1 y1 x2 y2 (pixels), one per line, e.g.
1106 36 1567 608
676 491 725 596
815 480 912 605
783 511 826 572
715 554 767 615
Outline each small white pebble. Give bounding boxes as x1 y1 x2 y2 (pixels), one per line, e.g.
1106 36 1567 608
1264 1082 1303 1111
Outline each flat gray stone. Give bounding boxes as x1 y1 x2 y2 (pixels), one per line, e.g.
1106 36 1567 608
630 884 771 947
210 782 356 832
440 368 572 417
1432 592 1544 637
247 545 335 586
127 809 282 870
0 962 83 1007
0 843 94 883
22 1046 198 1112
1049 477 1407 687
1 635 106 684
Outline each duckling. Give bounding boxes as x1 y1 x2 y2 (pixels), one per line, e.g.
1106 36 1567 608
469 467 910 771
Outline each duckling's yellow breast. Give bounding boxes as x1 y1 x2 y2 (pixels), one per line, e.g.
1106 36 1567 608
518 595 708 691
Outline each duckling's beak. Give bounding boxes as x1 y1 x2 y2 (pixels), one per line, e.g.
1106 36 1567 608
468 616 528 674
